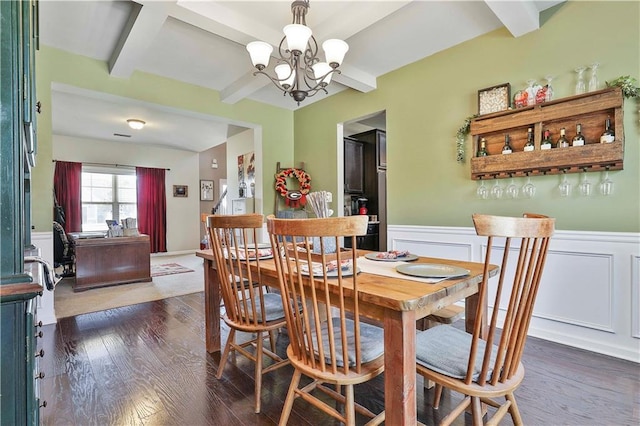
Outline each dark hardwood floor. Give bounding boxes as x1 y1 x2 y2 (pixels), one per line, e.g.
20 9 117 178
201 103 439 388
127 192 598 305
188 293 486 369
40 292 639 425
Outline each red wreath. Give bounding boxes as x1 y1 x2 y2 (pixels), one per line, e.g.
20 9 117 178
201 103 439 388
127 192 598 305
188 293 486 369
275 168 311 208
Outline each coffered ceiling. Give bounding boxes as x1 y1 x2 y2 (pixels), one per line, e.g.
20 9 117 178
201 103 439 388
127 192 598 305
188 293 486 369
41 0 564 152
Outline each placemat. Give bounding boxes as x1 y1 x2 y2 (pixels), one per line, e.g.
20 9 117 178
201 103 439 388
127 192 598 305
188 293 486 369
357 257 445 284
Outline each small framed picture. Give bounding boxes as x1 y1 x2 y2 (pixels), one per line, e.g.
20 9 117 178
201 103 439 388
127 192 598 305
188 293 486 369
173 185 188 198
200 180 214 201
478 83 511 115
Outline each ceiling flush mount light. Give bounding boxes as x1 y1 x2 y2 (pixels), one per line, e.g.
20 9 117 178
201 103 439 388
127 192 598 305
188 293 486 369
246 0 348 105
127 119 145 130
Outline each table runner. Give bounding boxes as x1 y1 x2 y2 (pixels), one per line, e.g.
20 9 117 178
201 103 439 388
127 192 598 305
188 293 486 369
357 257 446 284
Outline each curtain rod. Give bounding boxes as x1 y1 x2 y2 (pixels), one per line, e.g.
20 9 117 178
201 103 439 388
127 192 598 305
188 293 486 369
52 159 170 171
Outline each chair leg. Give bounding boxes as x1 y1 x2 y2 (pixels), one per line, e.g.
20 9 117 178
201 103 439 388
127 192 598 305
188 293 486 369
268 329 277 353
506 393 523 426
254 331 263 413
279 370 302 426
471 396 484 426
433 384 443 409
216 328 235 379
345 384 355 426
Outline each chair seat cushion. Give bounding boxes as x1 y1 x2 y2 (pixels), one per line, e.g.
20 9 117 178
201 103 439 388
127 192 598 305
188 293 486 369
415 325 497 380
241 292 286 322
313 318 384 367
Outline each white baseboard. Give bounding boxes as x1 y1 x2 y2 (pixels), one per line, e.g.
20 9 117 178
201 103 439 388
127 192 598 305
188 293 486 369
388 224 640 363
151 249 198 257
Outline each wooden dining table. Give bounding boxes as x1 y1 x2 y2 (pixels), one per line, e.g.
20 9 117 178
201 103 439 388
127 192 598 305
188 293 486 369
195 249 498 425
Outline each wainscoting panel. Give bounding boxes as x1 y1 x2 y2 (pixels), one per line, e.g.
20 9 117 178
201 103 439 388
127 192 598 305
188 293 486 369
388 224 640 362
31 231 57 325
394 239 473 262
532 249 614 332
632 255 640 339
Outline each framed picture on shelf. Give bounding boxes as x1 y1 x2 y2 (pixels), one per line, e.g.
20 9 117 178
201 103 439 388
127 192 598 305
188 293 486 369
173 185 188 198
200 180 214 201
478 83 511 115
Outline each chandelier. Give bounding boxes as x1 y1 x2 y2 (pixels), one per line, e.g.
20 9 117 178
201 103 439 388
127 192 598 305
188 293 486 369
246 0 348 105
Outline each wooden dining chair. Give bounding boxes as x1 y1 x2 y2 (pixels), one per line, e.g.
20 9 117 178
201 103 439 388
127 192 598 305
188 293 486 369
267 215 385 426
206 214 290 414
415 213 555 426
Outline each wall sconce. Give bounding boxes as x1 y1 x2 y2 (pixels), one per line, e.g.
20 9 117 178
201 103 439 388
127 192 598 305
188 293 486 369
211 158 218 169
127 119 146 130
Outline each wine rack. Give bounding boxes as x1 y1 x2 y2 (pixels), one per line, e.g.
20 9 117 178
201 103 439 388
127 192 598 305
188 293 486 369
470 87 624 180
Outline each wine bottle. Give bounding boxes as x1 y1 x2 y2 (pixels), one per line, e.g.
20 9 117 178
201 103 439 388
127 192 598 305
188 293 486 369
501 134 513 154
541 129 553 150
556 128 569 148
524 127 535 152
477 138 488 157
572 123 585 146
600 116 615 143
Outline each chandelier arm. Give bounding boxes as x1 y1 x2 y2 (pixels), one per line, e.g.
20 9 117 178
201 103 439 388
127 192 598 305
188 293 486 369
252 70 290 93
302 69 341 92
278 37 292 60
304 36 319 64
306 86 329 98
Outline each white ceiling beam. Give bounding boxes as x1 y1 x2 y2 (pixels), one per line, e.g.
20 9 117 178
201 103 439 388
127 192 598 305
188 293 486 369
171 1 281 46
108 2 173 78
484 0 540 37
332 64 377 93
312 1 412 41
219 71 271 105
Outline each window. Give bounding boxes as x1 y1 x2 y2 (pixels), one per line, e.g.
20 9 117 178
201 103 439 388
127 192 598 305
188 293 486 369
81 167 136 231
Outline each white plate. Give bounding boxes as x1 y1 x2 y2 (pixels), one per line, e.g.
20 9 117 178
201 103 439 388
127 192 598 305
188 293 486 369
364 252 419 262
395 263 470 279
300 262 358 277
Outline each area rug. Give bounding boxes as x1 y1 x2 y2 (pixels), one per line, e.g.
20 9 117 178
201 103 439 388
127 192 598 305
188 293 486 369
151 263 195 277
54 254 203 319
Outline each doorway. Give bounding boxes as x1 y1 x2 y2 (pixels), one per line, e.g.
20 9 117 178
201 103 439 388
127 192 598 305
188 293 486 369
341 111 387 251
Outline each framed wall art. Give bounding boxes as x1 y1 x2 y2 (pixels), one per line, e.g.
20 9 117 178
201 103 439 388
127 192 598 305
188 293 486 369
200 180 214 201
173 185 188 198
478 83 511 115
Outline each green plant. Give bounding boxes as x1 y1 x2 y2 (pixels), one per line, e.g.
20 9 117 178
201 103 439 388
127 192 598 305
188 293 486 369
456 114 478 163
605 75 640 98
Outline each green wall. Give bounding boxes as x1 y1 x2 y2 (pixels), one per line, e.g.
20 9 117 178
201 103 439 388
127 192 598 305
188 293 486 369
32 47 294 232
294 1 640 232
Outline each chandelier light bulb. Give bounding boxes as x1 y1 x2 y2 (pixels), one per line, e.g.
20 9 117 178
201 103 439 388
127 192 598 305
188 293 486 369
323 39 349 68
275 64 295 88
127 119 145 130
283 24 312 53
246 41 273 70
312 62 332 85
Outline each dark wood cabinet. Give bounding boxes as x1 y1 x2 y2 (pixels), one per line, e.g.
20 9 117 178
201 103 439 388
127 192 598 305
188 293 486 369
344 137 364 194
377 131 387 169
345 129 387 251
1 1 44 424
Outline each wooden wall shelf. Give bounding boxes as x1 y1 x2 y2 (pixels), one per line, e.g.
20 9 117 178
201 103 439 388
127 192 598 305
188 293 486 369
470 87 624 180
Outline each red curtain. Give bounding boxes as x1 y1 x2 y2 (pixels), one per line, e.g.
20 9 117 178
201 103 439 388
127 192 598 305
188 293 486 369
53 161 82 232
136 167 167 253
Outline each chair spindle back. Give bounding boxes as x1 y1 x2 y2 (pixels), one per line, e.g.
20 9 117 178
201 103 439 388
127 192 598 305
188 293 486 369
267 215 369 376
207 214 269 327
468 213 555 386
